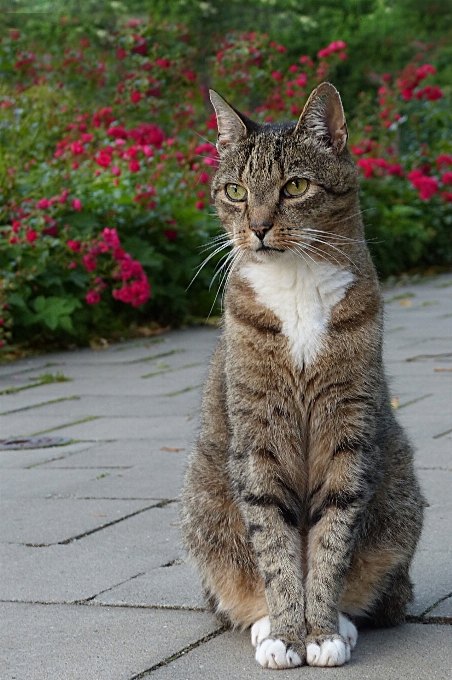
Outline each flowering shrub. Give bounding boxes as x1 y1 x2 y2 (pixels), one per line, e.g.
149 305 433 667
1 21 451 354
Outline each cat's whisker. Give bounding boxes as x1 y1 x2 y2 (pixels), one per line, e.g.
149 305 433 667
209 250 236 290
207 247 244 318
286 240 322 270
303 226 365 243
195 132 216 147
220 248 246 313
302 236 361 272
187 241 234 290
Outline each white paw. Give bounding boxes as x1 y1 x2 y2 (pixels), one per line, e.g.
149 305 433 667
251 615 271 647
256 638 303 669
306 638 349 667
339 613 358 650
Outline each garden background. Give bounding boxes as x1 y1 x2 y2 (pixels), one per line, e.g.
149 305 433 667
1 0 451 358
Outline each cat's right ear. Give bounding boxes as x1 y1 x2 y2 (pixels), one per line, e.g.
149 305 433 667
209 90 248 152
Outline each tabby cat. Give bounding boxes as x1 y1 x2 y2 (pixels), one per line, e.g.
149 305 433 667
180 82 424 669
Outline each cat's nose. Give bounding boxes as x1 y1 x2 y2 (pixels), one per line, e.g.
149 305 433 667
250 222 272 241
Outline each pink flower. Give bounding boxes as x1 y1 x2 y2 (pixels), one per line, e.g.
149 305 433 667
26 229 38 242
436 154 452 169
67 239 81 251
289 65 298 73
82 254 97 272
418 176 439 200
71 140 84 155
37 198 50 209
102 228 121 249
72 198 82 211
271 71 283 82
86 290 101 305
129 159 140 172
111 165 121 176
95 150 112 168
199 171 210 184
441 172 452 185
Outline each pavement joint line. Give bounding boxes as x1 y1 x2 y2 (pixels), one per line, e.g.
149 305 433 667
126 349 185 364
44 495 180 501
127 627 226 679
21 499 176 547
406 352 452 362
141 362 202 379
74 571 147 604
433 427 452 439
25 442 99 468
0 395 81 416
0 598 208 613
29 415 102 436
113 338 166 351
164 384 203 397
0 363 54 379
40 465 134 469
397 393 433 409
420 590 452 617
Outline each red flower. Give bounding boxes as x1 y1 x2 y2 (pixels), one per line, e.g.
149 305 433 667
26 229 38 242
37 198 50 209
102 228 121 249
130 90 142 104
156 57 170 69
436 154 452 169
42 225 58 237
416 85 443 101
441 172 452 185
199 171 210 184
271 71 283 82
67 240 81 252
72 198 82 211
129 159 140 172
86 290 101 305
441 191 452 203
164 229 178 242
195 200 205 210
71 140 84 155
116 48 127 60
95 150 112 168
82 254 97 272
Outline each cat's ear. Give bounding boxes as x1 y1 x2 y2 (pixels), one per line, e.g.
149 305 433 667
294 82 348 154
209 90 249 152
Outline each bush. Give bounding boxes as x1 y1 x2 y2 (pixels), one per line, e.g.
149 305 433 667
0 21 451 355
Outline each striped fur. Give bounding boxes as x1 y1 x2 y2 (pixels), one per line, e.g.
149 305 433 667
180 83 424 668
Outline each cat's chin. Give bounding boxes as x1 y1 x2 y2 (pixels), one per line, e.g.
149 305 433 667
251 246 286 262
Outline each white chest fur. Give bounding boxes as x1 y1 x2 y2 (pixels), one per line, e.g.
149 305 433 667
241 254 355 368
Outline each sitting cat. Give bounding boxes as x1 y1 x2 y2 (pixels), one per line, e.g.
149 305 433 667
180 82 424 669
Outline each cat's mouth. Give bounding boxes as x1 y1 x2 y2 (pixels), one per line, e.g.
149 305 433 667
255 244 285 253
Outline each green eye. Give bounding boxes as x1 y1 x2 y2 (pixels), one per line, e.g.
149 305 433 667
284 178 309 197
225 183 247 201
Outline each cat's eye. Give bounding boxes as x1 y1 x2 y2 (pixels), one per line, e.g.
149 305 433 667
225 183 247 201
283 178 309 197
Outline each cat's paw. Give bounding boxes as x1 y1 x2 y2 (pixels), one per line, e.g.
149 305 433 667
339 613 358 651
251 615 271 647
306 636 350 667
255 638 303 669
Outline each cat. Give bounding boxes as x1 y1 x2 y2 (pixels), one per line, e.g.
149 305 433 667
180 82 424 669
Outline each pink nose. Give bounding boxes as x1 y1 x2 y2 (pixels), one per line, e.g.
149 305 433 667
250 222 272 241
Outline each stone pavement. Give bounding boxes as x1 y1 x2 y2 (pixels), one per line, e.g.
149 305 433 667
1 273 451 680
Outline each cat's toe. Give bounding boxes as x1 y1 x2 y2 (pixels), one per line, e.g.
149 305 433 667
251 615 271 647
255 638 303 669
306 637 349 667
339 613 358 650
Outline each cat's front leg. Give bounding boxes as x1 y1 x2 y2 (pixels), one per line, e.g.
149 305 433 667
231 444 307 669
305 452 365 666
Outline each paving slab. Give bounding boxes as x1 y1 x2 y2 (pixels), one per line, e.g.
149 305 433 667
1 602 218 680
428 595 452 619
0 498 153 545
96 560 205 610
0 441 97 469
0 504 182 602
149 624 452 680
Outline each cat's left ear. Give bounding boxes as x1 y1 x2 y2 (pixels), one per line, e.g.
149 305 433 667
294 82 348 154
209 90 250 152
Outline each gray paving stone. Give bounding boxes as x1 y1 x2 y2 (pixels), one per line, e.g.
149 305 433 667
149 624 452 680
0 441 97 469
1 498 151 545
416 468 452 508
1 602 218 680
428 595 452 619
0 504 182 602
96 561 205 609
1 413 199 441
408 506 452 614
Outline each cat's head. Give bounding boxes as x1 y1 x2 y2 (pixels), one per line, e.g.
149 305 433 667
209 83 360 262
